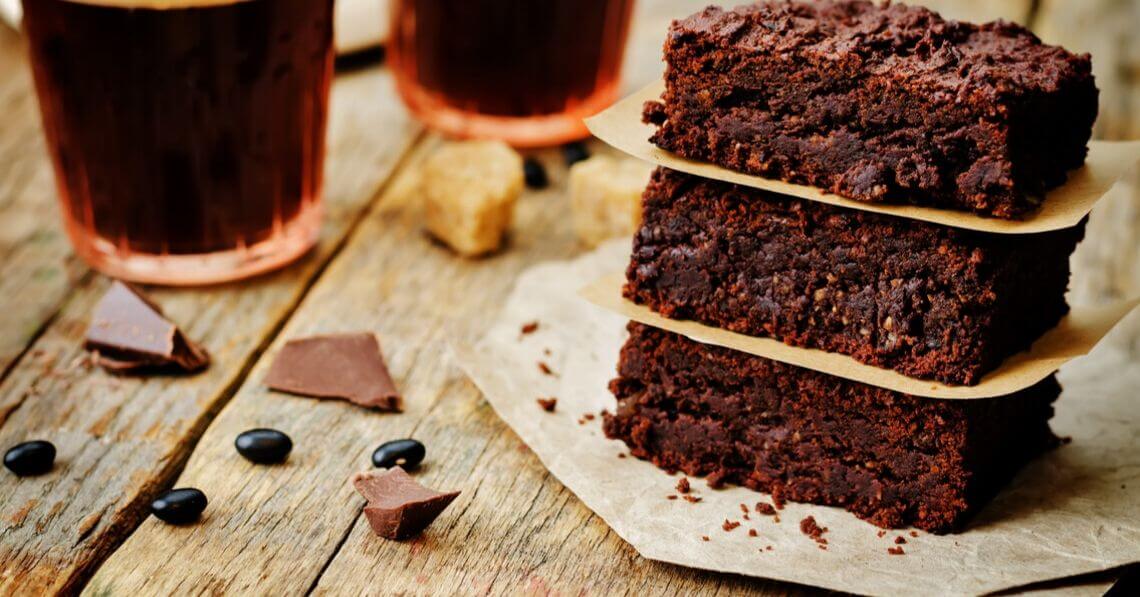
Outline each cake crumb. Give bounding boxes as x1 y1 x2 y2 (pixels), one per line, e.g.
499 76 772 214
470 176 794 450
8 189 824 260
543 348 552 356
722 520 741 532
666 495 678 500
766 545 773 551
894 536 907 544
800 516 829 546
617 453 627 459
683 495 702 504
520 321 539 335
748 529 758 538
739 503 749 515
701 535 710 542
676 478 691 494
909 530 919 537
755 502 777 515
877 530 887 538
536 397 557 412
538 361 556 376
888 546 906 555
582 413 595 421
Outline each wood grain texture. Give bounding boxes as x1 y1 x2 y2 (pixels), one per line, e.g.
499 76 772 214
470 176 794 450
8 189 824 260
88 139 800 596
0 26 89 380
0 68 420 596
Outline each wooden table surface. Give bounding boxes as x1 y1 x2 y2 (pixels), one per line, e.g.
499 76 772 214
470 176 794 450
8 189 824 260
1 1 1138 595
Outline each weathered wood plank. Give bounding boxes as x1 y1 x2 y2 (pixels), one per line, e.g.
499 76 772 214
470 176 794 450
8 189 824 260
0 67 421 595
88 137 801 596
0 26 89 380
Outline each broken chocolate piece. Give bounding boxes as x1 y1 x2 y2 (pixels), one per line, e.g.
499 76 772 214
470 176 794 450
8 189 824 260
350 466 460 540
265 333 401 411
84 281 209 374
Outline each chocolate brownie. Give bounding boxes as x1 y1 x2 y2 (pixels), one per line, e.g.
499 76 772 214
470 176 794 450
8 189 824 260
644 0 1098 218
603 323 1061 533
625 168 1085 385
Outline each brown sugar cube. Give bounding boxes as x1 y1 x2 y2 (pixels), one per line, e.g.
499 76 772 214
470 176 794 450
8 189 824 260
568 155 653 247
422 140 523 257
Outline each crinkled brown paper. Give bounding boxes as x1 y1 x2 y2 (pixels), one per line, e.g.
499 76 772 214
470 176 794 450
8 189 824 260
585 81 1140 235
450 241 1140 596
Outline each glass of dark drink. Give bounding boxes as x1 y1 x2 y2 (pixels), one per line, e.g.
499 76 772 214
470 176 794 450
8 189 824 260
389 0 635 147
21 0 335 285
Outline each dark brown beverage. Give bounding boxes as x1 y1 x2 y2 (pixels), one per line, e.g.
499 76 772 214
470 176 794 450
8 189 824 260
22 0 335 284
389 0 634 147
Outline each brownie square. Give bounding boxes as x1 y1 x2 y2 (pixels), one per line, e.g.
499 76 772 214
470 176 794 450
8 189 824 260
603 323 1061 533
625 168 1085 385
644 0 1098 218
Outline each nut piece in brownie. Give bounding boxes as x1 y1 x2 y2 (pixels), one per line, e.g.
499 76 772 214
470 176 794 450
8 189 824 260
645 0 1098 218
603 323 1061 533
625 168 1085 385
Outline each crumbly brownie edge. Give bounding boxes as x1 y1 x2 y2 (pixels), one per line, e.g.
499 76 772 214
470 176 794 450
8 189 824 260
623 167 1085 385
603 323 1061 533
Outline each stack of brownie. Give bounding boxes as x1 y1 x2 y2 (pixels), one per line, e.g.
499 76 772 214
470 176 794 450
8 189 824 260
602 0 1098 533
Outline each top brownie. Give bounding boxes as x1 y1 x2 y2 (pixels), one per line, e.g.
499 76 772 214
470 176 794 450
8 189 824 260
644 0 1098 218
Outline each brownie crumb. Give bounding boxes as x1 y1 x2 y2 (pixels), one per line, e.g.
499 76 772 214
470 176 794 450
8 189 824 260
739 503 749 515
537 361 556 376
743 513 750 520
676 478 691 494
888 546 906 555
748 529 758 538
536 398 557 412
877 530 887 538
543 348 552 356
755 502 777 515
701 535 710 542
520 321 539 335
683 495 702 504
818 545 828 551
722 520 741 532
895 536 907 544
667 495 678 500
617 453 627 459
766 545 773 551
583 413 595 421
800 516 829 546
910 530 919 538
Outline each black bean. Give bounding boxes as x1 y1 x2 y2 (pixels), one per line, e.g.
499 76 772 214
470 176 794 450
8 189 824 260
562 142 590 166
523 158 549 189
4 440 55 477
372 439 426 470
151 488 207 525
235 428 292 464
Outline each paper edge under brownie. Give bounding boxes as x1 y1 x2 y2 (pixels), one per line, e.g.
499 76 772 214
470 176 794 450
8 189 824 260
264 332 403 411
351 466 460 540
84 280 210 374
580 273 1140 400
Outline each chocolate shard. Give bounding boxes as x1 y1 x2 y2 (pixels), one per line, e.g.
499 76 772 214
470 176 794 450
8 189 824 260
350 467 460 540
264 332 402 411
84 281 209 374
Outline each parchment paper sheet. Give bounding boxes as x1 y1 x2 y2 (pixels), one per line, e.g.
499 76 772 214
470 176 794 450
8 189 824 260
581 274 1140 400
450 241 1140 596
585 82 1140 235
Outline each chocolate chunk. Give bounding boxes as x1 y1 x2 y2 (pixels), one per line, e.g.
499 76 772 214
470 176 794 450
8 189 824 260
350 467 460 540
84 281 209 374
536 398 557 412
265 333 401 411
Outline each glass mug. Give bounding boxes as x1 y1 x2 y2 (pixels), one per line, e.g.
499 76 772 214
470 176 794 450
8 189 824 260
389 0 635 147
21 0 335 285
